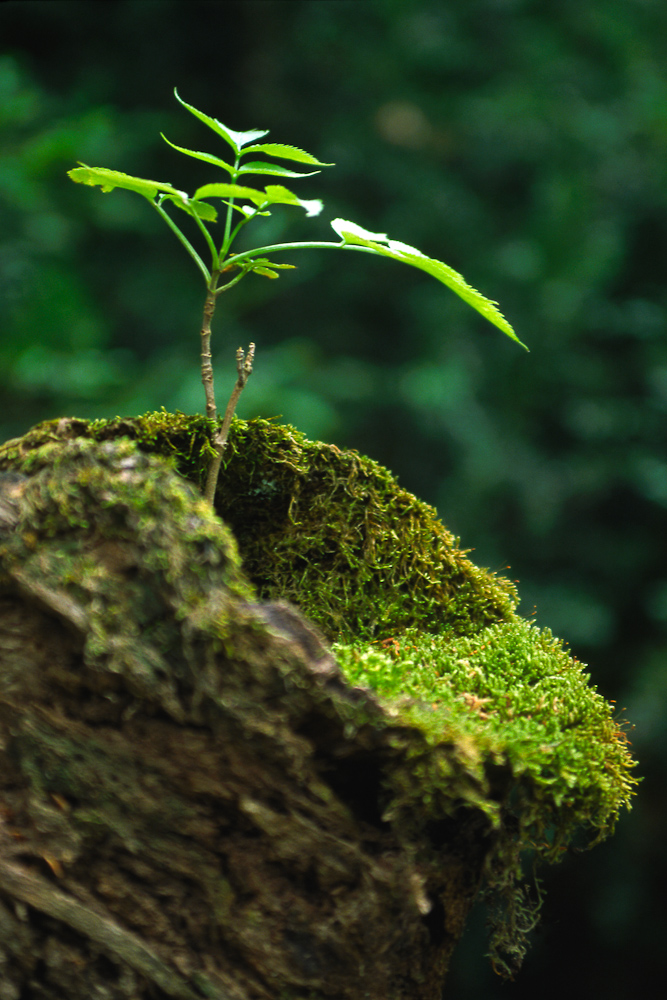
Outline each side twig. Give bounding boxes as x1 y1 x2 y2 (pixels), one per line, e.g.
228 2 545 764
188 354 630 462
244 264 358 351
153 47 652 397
204 343 255 506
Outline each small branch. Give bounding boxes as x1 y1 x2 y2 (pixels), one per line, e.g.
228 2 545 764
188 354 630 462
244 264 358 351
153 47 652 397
152 201 211 282
223 240 359 266
204 343 255 507
213 263 251 296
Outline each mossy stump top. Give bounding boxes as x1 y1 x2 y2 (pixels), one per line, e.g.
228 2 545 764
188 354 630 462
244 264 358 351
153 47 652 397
0 412 637 997
0 410 518 644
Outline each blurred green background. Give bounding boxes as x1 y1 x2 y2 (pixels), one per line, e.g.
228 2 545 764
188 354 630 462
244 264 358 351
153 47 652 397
2 0 665 995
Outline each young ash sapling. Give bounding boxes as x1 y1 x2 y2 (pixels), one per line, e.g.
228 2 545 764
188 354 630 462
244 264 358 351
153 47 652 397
0 95 635 995
68 89 527 504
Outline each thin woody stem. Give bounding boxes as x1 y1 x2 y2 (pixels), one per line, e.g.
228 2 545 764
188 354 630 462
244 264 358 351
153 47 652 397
204 343 255 506
200 276 220 422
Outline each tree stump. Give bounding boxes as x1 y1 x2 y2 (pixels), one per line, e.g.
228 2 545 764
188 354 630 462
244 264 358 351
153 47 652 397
0 416 637 999
0 436 494 1000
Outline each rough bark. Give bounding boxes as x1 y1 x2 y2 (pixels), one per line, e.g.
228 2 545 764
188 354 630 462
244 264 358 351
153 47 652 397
0 439 495 1000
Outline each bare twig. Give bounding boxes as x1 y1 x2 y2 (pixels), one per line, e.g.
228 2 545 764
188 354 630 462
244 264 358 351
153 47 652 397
204 343 255 506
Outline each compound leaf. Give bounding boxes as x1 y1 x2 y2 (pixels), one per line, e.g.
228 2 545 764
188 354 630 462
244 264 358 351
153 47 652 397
331 219 527 348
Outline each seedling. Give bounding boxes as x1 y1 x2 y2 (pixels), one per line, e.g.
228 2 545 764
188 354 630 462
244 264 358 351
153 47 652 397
69 89 526 504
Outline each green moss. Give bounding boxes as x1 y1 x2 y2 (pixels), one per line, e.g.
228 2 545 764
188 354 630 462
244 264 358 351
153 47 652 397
0 410 518 644
11 434 251 599
0 410 217 491
216 418 520 643
336 621 636 845
0 436 255 716
334 620 638 974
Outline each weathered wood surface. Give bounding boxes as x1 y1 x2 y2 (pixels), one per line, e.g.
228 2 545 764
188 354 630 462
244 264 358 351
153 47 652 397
0 440 493 1000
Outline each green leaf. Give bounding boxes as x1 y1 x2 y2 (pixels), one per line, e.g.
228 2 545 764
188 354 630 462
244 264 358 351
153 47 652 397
194 182 273 203
248 258 298 278
164 194 218 222
196 182 323 217
264 184 323 217
160 135 235 177
252 266 280 278
69 164 218 224
252 259 296 271
243 142 334 167
68 164 187 201
237 160 321 179
331 219 527 349
235 204 272 218
332 221 389 242
174 89 268 152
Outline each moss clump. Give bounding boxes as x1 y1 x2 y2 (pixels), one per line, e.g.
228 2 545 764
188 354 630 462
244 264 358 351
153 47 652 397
334 621 638 973
0 411 518 644
0 410 217 491
336 621 636 845
0 436 255 717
